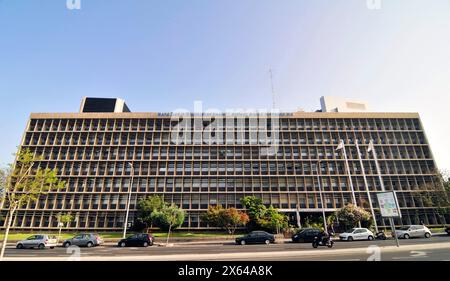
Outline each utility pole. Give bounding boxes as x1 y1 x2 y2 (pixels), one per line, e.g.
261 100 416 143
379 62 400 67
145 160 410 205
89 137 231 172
368 139 400 247
123 162 135 239
316 160 327 232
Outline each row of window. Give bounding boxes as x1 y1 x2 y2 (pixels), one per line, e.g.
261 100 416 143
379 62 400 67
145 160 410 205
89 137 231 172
4 210 445 229
28 144 432 161
8 191 441 213
28 118 422 132
32 159 437 177
24 131 428 147
15 172 438 194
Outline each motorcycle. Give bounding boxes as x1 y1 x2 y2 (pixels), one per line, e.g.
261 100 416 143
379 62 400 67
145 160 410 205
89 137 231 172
312 235 334 248
375 231 387 240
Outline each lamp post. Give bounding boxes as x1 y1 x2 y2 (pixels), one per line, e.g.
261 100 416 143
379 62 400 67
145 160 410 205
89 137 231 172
315 160 327 232
368 139 400 247
123 162 135 239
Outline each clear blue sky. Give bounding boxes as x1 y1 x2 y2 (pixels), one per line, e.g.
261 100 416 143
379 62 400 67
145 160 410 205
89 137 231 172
0 0 449 170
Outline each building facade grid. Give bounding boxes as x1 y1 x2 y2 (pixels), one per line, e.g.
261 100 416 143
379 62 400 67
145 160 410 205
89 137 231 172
1 112 447 230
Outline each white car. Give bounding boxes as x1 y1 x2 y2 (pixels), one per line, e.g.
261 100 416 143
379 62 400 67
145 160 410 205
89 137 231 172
339 228 374 241
394 225 431 239
16 234 58 249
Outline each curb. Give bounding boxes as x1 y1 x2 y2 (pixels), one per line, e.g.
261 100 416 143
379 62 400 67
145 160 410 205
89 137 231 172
3 234 448 247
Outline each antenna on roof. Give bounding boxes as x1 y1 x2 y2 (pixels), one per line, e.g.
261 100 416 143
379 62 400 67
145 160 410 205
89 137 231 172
269 68 276 109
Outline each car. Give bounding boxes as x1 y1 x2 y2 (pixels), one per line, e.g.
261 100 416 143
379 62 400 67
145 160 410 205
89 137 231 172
118 233 154 247
235 231 275 245
16 234 57 249
394 225 431 239
63 233 104 248
339 228 374 241
292 228 322 243
446 226 450 236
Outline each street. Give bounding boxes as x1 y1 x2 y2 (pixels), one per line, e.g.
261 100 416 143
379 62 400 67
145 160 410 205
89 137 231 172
2 235 450 261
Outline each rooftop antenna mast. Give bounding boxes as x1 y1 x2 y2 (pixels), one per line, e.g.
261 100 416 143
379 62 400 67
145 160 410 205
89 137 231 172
269 68 276 109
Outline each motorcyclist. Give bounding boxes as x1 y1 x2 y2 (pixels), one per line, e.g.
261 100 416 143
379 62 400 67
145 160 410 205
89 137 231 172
316 230 330 244
313 229 334 248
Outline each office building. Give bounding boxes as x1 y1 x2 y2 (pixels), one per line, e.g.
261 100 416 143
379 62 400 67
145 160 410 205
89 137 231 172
1 97 447 231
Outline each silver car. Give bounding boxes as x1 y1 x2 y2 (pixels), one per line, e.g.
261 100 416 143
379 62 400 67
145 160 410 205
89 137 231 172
16 234 58 249
63 233 104 248
394 225 431 239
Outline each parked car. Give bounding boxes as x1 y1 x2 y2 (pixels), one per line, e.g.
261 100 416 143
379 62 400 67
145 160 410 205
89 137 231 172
235 231 275 245
63 233 104 248
339 228 374 241
394 225 431 239
118 233 154 247
16 234 57 249
292 228 322 243
446 226 450 236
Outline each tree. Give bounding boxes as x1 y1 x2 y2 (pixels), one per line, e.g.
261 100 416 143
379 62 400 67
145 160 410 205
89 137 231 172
136 195 165 230
326 213 337 234
0 168 6 206
335 203 372 230
435 170 450 218
55 212 74 244
201 205 249 236
0 168 7 223
415 170 450 224
240 196 266 230
151 203 185 245
0 148 66 260
240 196 288 233
256 206 288 234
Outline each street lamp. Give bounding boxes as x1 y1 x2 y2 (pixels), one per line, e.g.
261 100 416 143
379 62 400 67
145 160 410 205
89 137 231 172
123 162 135 239
315 160 327 232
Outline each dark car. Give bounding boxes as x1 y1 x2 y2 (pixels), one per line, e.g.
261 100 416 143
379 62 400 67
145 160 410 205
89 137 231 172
118 233 154 247
446 226 450 236
292 228 322 243
235 231 275 245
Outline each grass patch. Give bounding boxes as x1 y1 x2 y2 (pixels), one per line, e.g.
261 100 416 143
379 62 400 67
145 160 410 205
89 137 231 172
0 231 231 241
151 232 229 238
429 227 445 233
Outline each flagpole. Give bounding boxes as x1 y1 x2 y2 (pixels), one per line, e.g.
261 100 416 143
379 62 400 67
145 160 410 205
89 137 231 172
340 140 358 206
356 140 378 233
370 140 386 192
337 139 361 227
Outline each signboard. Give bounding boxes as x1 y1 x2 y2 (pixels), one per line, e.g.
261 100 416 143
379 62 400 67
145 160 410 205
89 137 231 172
376 192 402 218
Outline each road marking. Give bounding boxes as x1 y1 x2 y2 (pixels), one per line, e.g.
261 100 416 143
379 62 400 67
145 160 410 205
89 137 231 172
410 251 428 257
332 259 361 261
392 256 429 260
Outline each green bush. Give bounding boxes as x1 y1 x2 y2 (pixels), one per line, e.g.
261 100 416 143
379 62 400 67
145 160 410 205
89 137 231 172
335 204 373 230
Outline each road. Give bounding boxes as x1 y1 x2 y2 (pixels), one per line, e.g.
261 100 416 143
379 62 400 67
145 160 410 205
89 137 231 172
2 235 450 261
